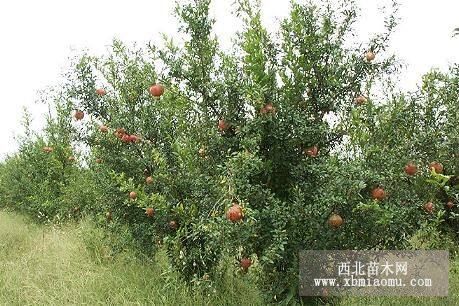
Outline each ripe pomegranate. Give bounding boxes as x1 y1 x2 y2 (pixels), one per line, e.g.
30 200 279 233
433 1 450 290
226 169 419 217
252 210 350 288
106 211 112 221
99 125 109 133
264 103 274 112
96 88 106 96
218 119 228 132
365 51 376 62
198 148 206 157
149 84 164 97
146 176 153 185
74 110 84 120
304 146 318 157
42 146 53 153
114 128 126 139
328 214 343 229
446 201 454 209
121 134 131 143
68 156 76 162
371 187 386 201
424 202 434 213
404 163 417 176
260 103 276 115
129 191 137 200
354 95 367 106
95 158 103 164
129 135 140 143
145 207 154 218
266 103 277 115
226 203 243 222
428 162 443 174
169 220 178 230
240 258 252 270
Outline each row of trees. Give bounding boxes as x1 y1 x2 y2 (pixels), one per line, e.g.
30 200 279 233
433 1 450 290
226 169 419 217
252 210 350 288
1 0 457 302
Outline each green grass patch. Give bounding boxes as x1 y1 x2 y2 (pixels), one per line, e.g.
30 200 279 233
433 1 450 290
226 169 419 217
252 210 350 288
0 210 263 305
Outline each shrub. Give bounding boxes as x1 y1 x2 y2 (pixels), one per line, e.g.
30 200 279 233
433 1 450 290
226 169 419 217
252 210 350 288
0 0 457 303
62 0 404 300
0 106 78 222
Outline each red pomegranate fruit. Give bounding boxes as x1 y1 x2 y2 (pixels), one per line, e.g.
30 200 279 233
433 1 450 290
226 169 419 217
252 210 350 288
428 162 443 174
96 88 106 96
371 187 386 201
328 214 343 229
149 84 165 97
404 163 417 176
99 125 109 133
121 134 131 143
146 176 154 185
145 207 154 218
218 119 228 132
365 51 376 62
424 202 434 213
129 191 137 200
240 258 252 270
74 110 84 120
169 220 178 230
304 146 318 157
226 203 243 222
354 95 367 106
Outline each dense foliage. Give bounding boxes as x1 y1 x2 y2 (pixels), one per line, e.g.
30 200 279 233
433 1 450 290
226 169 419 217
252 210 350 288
0 0 457 302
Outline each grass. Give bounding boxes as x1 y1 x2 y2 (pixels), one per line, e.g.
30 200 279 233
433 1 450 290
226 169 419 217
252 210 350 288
0 210 457 305
0 210 264 305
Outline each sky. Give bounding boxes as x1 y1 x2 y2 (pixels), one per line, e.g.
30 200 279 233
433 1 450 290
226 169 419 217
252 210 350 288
0 0 458 159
